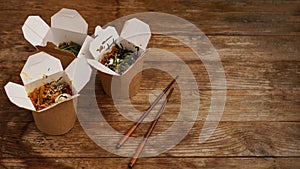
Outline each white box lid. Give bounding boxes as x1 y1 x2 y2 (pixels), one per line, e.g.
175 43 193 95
120 18 151 51
22 16 50 46
89 26 119 60
4 82 36 111
20 52 63 85
51 8 88 34
22 8 88 47
65 57 92 92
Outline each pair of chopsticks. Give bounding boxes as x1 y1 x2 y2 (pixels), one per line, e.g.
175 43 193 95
116 75 178 168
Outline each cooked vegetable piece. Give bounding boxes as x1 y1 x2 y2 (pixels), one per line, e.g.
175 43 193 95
58 41 81 56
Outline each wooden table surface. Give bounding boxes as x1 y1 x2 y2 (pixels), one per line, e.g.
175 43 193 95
0 0 299 168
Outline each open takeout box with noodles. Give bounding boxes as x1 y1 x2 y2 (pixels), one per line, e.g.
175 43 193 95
87 18 151 98
22 8 93 68
4 52 92 135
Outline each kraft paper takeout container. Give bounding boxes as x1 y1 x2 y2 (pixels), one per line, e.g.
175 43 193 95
4 52 92 135
87 18 151 98
22 8 93 68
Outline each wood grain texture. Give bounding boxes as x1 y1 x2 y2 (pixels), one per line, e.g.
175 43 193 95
1 158 300 169
0 0 299 36
1 122 299 158
0 0 299 168
1 77 299 122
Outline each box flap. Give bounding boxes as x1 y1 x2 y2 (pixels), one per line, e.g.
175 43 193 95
43 28 87 46
36 42 76 69
51 8 88 34
120 18 151 51
4 82 35 111
89 26 119 60
22 16 50 46
87 59 119 76
93 25 103 36
77 35 94 59
20 52 63 85
65 57 92 92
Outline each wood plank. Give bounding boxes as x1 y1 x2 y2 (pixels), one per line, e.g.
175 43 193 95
1 34 299 62
1 33 299 84
1 86 300 122
1 74 299 122
1 122 299 158
0 53 299 91
150 35 300 62
1 157 300 169
1 34 299 96
80 88 300 122
139 61 300 90
0 2 299 36
1 0 300 13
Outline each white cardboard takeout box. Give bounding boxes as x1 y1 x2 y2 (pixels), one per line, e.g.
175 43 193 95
87 18 151 98
88 18 151 76
22 8 93 68
4 52 92 135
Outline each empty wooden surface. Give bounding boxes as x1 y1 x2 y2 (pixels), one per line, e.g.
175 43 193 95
0 0 299 169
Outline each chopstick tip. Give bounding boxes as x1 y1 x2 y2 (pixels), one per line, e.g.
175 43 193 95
128 162 134 168
116 144 121 149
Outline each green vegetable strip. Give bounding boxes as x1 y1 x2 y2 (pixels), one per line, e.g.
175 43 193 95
58 41 81 56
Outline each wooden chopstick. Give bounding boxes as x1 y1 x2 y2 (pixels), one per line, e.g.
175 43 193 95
128 88 175 168
116 75 179 149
